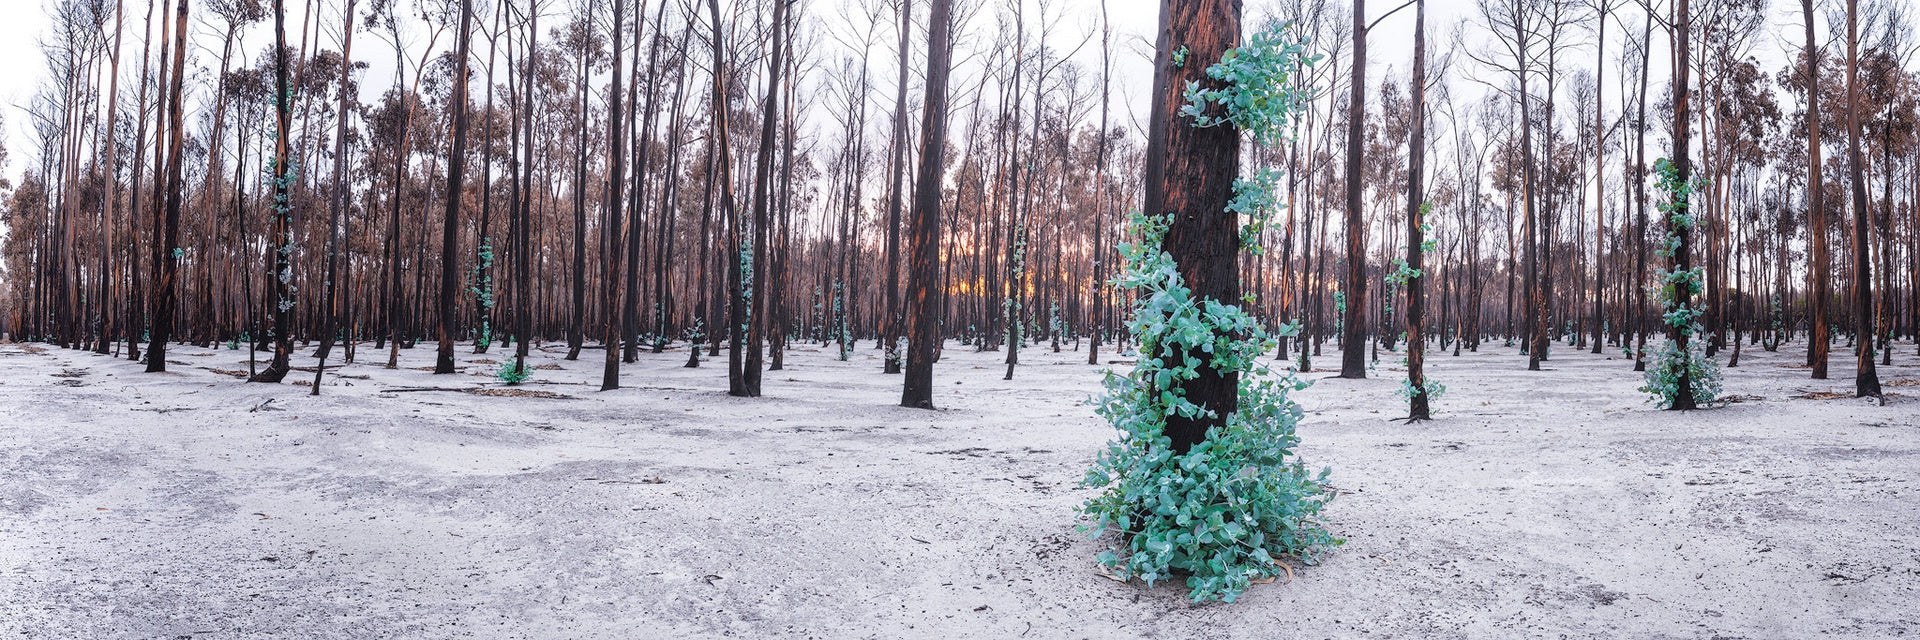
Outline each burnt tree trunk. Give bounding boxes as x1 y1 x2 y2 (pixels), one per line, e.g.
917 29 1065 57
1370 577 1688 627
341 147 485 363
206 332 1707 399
1802 0 1830 379
601 0 628 391
1404 0 1430 421
315 0 359 371
1843 0 1881 399
1667 0 1696 410
249 0 297 383
901 0 954 409
146 0 189 374
740 0 789 396
881 0 911 375
707 0 747 394
436 0 473 375
1338 0 1367 379
1087 0 1111 367
1632 10 1651 372
1143 0 1241 453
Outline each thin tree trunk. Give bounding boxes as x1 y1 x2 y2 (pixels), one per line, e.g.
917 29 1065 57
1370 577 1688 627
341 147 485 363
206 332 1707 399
436 0 474 375
1404 0 1430 421
1338 0 1368 379
1803 0 1831 379
1666 0 1697 410
601 0 628 391
1843 0 1881 399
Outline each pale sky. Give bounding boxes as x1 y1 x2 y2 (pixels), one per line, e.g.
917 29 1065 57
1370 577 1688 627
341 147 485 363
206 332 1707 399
2 1 55 181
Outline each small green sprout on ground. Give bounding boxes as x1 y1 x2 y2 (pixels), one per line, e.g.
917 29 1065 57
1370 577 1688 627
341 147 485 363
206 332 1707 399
496 361 531 386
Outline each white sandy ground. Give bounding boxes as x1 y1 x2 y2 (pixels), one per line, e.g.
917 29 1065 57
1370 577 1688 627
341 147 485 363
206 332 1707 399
0 334 1916 639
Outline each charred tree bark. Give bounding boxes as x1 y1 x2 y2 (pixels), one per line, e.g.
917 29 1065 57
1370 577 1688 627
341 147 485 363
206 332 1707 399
707 0 747 394
1589 0 1607 355
1087 0 1111 367
436 0 474 375
881 0 910 375
1667 0 1696 410
1632 10 1651 372
124 0 158 362
249 0 298 383
566 20 590 362
901 0 954 409
1143 0 1240 453
315 0 360 375
146 0 189 374
1404 0 1430 421
739 0 789 396
601 0 628 391
1843 0 1881 399
1802 0 1831 379
1338 0 1367 379
512 0 539 379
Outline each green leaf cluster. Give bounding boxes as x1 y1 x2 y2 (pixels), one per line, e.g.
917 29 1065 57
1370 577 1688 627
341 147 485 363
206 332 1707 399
1079 212 1339 603
1179 22 1320 146
495 361 531 385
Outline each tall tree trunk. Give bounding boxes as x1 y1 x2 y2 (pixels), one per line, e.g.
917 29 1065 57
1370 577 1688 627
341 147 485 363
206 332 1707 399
1517 11 1541 372
1088 0 1111 367
601 0 628 391
706 0 746 393
1803 0 1831 379
146 0 189 374
251 0 299 384
472 4 501 355
566 23 589 362
1667 0 1697 410
124 0 158 362
624 0 667 363
437 0 474 375
738 0 789 396
879 0 912 375
1590 0 1607 355
902 0 954 409
1143 0 1241 453
1404 0 1430 421
1843 0 1881 399
512 0 539 379
95 0 127 355
654 29 691 354
1338 0 1367 379
1632 10 1651 372
315 0 360 373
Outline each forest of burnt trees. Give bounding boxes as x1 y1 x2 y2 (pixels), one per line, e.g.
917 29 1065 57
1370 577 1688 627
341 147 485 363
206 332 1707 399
1 0 1916 404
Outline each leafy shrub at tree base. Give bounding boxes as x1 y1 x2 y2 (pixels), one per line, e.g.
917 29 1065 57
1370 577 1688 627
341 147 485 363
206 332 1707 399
1079 213 1339 604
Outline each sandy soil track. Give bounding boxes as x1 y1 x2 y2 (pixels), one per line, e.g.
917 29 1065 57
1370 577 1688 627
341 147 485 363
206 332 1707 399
2 338 1916 638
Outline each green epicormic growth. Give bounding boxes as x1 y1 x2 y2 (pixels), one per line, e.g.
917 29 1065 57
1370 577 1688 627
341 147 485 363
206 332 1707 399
1387 204 1443 402
1180 23 1320 147
1080 22 1335 604
1079 213 1338 603
469 239 496 350
1639 157 1722 408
